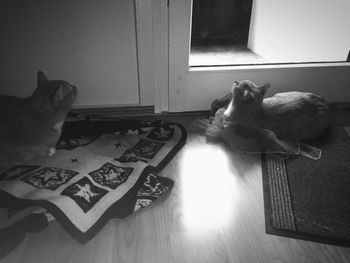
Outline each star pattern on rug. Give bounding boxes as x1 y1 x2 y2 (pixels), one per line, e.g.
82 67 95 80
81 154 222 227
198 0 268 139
134 199 153 212
148 126 175 141
155 127 172 139
124 151 137 159
0 165 40 180
57 135 99 150
4 167 27 178
137 173 169 198
131 139 165 159
74 183 99 203
22 167 79 190
115 149 146 163
61 177 108 213
114 142 122 149
89 162 134 190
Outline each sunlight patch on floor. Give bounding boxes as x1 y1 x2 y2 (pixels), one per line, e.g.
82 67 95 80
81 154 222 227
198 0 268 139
180 143 239 231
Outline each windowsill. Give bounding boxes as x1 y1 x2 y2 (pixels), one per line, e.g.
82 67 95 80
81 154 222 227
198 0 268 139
189 45 349 71
189 44 266 67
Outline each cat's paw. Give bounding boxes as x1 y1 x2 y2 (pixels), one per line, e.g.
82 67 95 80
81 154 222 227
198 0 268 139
48 147 56 156
53 121 64 131
211 92 232 115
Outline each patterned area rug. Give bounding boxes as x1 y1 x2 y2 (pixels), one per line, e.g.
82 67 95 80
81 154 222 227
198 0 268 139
262 125 350 247
0 114 186 244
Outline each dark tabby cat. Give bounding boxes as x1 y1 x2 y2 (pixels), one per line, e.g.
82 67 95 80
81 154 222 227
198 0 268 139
0 71 77 166
214 80 330 141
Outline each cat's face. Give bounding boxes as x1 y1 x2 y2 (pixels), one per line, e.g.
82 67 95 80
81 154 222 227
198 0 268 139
33 71 77 111
223 80 270 121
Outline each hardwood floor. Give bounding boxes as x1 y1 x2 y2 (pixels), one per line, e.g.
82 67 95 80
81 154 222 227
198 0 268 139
1 115 350 263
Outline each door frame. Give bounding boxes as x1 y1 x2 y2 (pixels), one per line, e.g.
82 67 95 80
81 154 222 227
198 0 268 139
135 0 169 112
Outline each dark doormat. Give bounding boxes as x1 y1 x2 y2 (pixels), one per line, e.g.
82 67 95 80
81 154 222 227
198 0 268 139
262 125 350 247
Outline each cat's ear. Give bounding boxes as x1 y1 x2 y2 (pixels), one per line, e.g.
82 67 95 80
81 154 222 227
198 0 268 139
37 71 49 88
258 83 270 97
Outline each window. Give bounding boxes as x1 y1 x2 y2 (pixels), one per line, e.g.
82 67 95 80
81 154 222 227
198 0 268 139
190 0 350 67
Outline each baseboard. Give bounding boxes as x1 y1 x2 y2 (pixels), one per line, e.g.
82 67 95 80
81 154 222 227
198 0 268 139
155 110 211 117
70 106 211 118
70 105 155 118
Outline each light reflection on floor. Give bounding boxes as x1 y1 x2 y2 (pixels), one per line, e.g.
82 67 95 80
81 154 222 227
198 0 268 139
180 143 239 232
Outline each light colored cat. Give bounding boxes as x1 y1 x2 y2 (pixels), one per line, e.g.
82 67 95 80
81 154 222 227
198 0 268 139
221 80 330 141
0 71 77 166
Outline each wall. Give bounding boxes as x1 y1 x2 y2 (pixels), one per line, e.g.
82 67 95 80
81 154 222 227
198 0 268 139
248 0 350 63
0 0 143 108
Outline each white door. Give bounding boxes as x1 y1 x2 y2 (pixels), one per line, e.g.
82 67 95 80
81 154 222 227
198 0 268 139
168 0 350 112
0 0 147 108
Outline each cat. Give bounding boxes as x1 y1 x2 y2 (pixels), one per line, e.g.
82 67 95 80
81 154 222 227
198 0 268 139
215 80 330 141
0 71 77 166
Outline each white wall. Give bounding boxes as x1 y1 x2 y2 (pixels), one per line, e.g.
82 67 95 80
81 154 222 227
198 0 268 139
248 0 350 63
0 0 145 107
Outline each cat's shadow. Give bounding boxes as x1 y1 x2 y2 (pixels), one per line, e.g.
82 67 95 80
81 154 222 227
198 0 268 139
204 125 336 177
0 213 48 260
303 125 334 147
